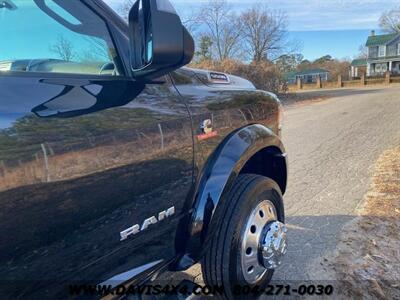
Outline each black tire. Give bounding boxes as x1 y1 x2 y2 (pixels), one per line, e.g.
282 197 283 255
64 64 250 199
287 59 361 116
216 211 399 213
201 174 285 299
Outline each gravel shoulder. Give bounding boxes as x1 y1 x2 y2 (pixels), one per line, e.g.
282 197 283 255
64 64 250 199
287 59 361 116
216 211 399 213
318 145 400 300
276 85 400 282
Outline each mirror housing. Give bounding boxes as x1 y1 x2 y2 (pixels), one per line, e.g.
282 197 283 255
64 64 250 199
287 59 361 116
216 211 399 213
128 0 194 80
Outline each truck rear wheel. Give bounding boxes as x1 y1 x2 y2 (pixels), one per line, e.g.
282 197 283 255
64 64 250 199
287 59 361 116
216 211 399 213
201 174 287 299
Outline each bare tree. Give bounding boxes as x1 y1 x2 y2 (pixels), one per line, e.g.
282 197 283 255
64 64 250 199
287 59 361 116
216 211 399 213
119 0 134 21
379 6 400 33
357 44 368 59
81 37 112 62
118 0 202 37
240 6 288 62
49 35 76 61
198 0 243 61
117 0 292 66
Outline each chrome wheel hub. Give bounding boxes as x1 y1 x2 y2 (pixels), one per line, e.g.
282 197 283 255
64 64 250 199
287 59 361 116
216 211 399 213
241 200 287 284
261 221 287 269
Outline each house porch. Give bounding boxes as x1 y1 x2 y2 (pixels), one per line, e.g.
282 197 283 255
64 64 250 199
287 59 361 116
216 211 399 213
367 60 400 76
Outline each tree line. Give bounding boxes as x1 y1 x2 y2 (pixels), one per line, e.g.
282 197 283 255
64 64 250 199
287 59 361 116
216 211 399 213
120 0 293 63
119 1 400 92
119 0 299 93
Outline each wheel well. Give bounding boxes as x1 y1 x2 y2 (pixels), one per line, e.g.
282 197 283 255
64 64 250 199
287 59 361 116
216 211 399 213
240 146 287 194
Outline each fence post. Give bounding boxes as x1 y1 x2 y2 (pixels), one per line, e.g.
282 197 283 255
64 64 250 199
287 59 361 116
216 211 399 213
48 145 55 156
337 75 342 88
360 74 366 86
297 78 302 90
385 71 391 85
238 109 247 122
157 123 164 151
0 160 5 176
316 75 322 89
41 143 50 183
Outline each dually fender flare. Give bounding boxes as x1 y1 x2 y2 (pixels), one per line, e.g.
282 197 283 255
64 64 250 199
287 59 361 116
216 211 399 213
177 124 287 268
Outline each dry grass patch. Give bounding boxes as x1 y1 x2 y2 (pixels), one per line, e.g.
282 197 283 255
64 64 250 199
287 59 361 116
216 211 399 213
323 146 400 299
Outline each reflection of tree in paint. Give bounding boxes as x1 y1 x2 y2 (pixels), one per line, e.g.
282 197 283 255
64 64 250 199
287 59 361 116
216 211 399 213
0 103 195 192
80 36 112 63
49 35 76 62
0 107 169 166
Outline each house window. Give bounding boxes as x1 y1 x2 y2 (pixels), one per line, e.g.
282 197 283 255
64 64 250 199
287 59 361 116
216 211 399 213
378 45 386 57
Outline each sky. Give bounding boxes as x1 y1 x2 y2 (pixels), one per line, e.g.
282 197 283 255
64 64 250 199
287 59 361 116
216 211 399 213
0 1 112 62
105 0 399 61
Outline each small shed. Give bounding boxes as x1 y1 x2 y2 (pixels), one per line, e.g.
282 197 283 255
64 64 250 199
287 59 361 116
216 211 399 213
287 68 330 84
350 59 367 78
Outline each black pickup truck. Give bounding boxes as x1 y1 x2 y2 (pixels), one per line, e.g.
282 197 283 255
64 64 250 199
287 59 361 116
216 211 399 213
0 0 288 298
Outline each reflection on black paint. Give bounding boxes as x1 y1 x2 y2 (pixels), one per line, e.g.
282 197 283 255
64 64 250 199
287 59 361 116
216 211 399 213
0 67 283 298
201 193 215 243
172 69 282 261
0 75 193 298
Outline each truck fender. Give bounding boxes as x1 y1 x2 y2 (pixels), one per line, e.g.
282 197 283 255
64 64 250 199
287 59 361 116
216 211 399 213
176 124 287 268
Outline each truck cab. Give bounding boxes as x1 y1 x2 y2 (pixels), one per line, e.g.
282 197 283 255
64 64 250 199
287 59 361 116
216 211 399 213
0 0 287 298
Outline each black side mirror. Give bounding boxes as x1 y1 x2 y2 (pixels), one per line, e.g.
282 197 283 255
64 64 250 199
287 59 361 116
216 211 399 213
128 0 194 80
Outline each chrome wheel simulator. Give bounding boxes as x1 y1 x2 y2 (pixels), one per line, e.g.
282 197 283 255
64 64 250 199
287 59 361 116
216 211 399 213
260 221 287 269
241 200 287 284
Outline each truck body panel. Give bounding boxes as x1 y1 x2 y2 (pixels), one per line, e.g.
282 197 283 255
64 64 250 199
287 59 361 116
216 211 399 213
0 0 286 298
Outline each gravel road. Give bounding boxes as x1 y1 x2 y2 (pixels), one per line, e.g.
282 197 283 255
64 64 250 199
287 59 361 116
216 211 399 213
167 85 400 288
